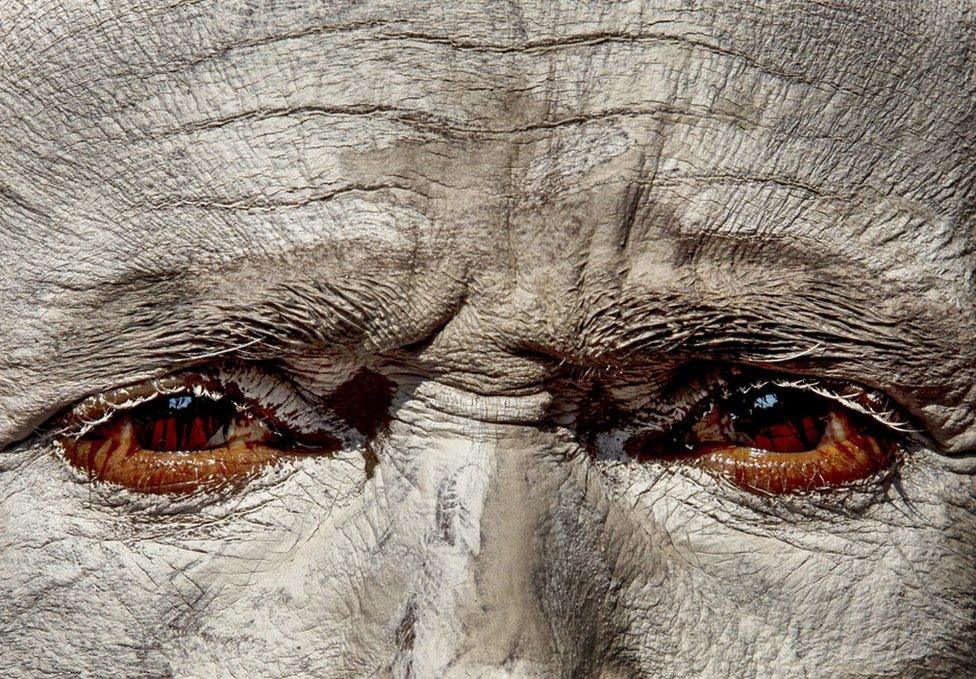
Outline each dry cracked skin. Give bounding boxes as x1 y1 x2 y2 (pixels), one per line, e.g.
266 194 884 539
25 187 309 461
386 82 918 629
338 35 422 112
0 1 975 677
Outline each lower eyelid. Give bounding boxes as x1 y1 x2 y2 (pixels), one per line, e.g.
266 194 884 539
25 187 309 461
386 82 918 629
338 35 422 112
57 418 338 495
63 440 280 494
694 440 892 494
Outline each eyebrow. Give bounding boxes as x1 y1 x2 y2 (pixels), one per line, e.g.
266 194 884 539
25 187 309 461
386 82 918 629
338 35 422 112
1 223 973 453
0 293 359 449
59 255 453 359
596 284 976 451
74 220 968 389
583 271 961 373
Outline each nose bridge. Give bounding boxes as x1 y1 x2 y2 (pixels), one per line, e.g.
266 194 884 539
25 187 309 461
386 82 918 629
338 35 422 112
383 382 559 677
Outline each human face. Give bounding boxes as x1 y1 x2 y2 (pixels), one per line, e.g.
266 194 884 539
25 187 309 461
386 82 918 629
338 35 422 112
1 2 974 677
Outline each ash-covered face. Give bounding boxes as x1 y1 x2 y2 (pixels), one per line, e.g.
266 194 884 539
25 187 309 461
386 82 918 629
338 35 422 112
1 2 975 677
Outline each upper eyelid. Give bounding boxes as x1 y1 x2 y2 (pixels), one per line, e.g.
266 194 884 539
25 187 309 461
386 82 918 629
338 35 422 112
55 380 233 439
54 367 307 438
50 364 923 444
610 369 919 442
728 376 919 437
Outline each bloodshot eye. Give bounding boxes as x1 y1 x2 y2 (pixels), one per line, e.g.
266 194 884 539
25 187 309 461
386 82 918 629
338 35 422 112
57 387 339 495
131 393 236 451
50 364 396 497
705 385 829 453
628 382 898 495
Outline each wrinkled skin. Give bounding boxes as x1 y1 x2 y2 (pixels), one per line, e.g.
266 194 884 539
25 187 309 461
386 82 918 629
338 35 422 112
1 1 975 677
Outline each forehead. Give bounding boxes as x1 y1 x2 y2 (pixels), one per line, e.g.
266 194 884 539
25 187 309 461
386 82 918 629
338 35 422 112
2 0 972 274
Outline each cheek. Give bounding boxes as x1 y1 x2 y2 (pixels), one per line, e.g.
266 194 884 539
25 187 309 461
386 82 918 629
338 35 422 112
0 444 183 673
589 460 976 675
1 422 521 677
0 442 374 676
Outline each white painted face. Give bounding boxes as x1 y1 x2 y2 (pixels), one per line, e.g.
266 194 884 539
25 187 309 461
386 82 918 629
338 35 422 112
1 2 975 677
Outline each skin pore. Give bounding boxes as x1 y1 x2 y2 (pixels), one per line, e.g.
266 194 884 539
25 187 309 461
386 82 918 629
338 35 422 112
1 1 975 677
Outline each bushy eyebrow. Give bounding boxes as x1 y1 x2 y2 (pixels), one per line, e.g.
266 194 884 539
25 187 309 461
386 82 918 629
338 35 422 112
0 244 469 447
583 278 959 371
562 230 976 451
1 232 974 454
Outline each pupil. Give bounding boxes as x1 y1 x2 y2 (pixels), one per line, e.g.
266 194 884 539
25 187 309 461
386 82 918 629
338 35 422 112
167 395 193 411
724 385 828 453
132 393 235 452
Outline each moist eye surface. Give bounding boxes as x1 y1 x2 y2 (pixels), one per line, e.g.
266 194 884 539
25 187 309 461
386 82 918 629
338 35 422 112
718 385 829 453
582 369 906 496
131 392 236 452
50 363 396 496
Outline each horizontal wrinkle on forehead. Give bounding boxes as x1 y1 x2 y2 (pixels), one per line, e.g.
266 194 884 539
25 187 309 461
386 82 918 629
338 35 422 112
2 0 971 217
2 0 972 289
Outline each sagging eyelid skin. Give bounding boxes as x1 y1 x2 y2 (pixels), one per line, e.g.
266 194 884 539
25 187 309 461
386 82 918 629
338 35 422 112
1 2 975 678
52 364 906 498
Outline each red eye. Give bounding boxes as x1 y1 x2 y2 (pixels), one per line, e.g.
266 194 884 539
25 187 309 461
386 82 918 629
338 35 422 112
57 391 338 494
54 367 396 496
720 386 828 453
132 393 236 451
628 384 896 494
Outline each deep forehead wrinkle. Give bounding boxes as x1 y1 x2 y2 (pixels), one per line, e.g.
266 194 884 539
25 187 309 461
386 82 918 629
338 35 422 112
2 1 970 257
2 1 970 199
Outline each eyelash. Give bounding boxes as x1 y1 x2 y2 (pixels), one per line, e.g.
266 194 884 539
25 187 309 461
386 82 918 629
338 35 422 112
54 367 340 445
45 361 920 505
708 377 913 436
581 368 917 455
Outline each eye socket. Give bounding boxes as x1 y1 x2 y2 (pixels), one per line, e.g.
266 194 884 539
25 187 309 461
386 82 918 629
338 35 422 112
621 380 900 495
52 366 376 495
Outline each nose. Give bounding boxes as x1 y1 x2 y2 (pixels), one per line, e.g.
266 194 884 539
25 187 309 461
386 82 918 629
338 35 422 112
375 380 571 677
